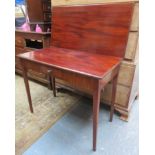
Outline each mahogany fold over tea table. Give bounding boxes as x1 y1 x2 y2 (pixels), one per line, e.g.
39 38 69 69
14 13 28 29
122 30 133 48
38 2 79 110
17 2 134 151
18 46 121 151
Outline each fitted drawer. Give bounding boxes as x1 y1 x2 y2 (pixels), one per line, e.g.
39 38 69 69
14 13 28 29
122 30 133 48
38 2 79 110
21 59 51 80
21 59 51 74
28 69 47 79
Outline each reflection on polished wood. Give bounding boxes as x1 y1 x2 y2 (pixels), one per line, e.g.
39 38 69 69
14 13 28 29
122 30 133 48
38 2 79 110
52 3 134 57
19 46 122 79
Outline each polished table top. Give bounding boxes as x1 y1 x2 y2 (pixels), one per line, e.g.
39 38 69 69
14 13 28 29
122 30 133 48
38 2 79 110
19 46 122 79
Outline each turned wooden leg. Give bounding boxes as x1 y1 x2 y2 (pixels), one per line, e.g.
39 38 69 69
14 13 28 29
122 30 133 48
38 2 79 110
93 80 101 151
48 70 56 97
51 76 56 97
22 67 33 113
109 74 118 122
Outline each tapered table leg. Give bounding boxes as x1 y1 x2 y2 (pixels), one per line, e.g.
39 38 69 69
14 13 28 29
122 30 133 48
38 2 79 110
93 80 101 151
22 67 33 113
52 77 56 97
47 70 53 90
109 74 118 122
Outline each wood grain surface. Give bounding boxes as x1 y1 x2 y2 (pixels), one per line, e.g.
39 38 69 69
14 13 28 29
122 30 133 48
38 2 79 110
18 46 122 79
51 3 134 58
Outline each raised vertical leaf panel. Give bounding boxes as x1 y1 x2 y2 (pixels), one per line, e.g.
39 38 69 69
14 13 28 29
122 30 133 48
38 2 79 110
52 4 134 58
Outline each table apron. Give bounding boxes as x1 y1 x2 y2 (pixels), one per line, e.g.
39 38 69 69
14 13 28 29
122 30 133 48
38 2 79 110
20 59 119 94
21 59 96 93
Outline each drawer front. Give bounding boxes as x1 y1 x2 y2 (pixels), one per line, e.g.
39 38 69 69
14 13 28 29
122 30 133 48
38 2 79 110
28 69 47 79
44 13 51 21
15 36 25 47
43 2 51 11
22 60 51 79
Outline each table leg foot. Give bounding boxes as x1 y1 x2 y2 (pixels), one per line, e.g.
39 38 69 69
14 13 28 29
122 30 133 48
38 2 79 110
52 77 56 97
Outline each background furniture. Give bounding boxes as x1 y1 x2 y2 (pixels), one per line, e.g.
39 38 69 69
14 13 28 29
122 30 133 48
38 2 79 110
52 0 139 121
26 0 51 32
15 0 52 84
15 30 51 84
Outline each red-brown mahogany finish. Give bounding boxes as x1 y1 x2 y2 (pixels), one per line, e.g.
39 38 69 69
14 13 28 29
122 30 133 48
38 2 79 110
19 46 122 79
18 3 134 151
51 3 134 57
19 47 121 151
